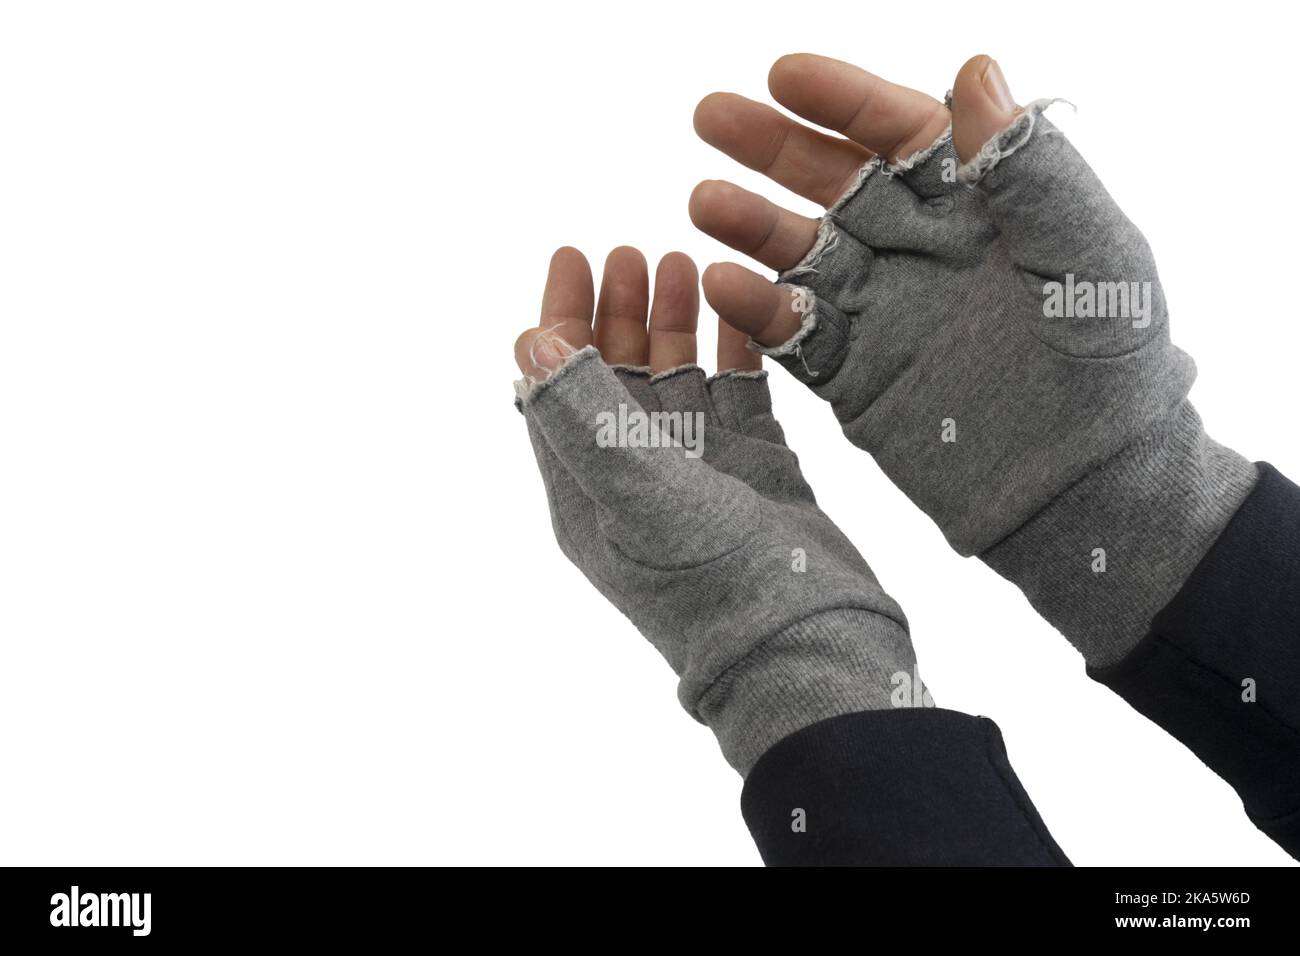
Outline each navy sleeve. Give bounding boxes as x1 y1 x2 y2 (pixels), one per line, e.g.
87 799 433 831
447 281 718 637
739 707 1070 866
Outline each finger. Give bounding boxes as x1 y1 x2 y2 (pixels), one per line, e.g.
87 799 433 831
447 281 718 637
689 180 820 271
702 262 800 348
593 246 650 366
648 253 699 373
768 53 950 162
717 315 762 373
950 54 1021 165
693 92 871 208
539 246 595 350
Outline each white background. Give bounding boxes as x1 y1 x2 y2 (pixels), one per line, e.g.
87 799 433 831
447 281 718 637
2 1 1296 866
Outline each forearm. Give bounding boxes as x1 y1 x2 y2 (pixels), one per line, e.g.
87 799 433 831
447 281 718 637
979 393 1300 856
1086 463 1300 858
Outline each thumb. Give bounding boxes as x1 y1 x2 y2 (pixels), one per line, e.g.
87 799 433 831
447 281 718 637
951 54 1020 165
948 55 1165 356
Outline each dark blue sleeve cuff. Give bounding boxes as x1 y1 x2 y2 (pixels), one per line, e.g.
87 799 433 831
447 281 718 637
740 707 1070 866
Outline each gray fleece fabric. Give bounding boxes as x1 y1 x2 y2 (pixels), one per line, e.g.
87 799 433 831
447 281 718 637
761 102 1257 666
517 347 921 774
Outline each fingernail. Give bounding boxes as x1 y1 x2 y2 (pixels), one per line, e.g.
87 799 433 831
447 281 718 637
981 59 1017 113
532 329 575 373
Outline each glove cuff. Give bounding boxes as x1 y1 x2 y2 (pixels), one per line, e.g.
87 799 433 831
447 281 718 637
696 608 923 775
981 400 1258 666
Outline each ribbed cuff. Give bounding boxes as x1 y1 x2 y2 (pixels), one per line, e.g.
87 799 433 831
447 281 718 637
981 400 1258 666
696 608 920 776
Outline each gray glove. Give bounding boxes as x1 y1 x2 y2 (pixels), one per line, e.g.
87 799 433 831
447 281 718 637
759 102 1257 666
517 344 922 773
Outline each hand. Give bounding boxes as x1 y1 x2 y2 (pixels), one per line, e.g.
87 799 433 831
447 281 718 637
688 55 1256 664
514 247 920 773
